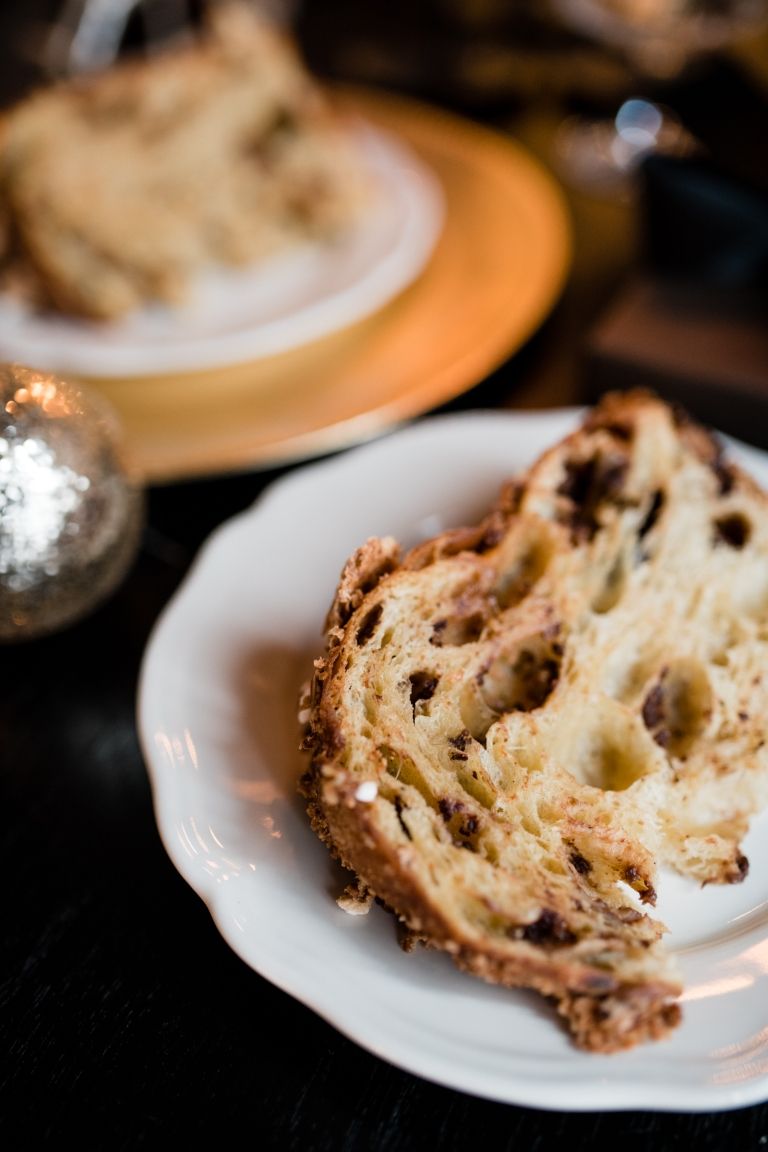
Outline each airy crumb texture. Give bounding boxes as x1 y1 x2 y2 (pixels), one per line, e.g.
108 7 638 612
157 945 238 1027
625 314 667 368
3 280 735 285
0 1 371 320
299 390 768 1053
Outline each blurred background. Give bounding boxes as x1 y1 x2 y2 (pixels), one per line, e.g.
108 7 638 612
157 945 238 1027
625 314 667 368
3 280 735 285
298 0 768 443
297 0 768 444
0 1 765 446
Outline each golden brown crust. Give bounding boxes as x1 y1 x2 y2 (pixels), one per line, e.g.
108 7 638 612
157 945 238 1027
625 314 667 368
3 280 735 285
299 389 768 1051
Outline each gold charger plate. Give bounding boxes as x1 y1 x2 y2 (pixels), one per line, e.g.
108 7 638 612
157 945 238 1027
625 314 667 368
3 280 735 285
74 86 573 485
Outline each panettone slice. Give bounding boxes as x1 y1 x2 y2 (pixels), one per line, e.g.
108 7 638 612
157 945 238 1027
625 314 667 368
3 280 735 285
0 1 370 320
299 391 768 1052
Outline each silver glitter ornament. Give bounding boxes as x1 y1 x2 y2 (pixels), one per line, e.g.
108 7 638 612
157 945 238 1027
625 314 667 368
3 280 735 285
0 364 144 641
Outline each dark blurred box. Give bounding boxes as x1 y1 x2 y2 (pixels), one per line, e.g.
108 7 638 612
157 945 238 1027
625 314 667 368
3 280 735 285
584 275 768 448
584 145 768 450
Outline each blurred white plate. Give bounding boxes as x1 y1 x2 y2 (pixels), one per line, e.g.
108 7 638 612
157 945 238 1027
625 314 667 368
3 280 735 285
137 409 768 1111
0 119 443 378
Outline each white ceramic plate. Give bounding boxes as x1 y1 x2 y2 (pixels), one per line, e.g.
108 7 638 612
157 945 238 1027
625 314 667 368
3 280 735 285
0 119 443 378
137 409 768 1112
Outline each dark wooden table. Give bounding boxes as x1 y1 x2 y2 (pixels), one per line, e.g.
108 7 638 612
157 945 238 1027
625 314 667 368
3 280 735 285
3 3 768 1147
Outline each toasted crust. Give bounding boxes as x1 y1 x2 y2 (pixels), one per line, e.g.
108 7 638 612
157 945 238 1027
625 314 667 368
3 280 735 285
0 2 371 320
300 390 768 1052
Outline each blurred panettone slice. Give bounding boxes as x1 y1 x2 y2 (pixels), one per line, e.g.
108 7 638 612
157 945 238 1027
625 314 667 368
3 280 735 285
0 1 372 321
